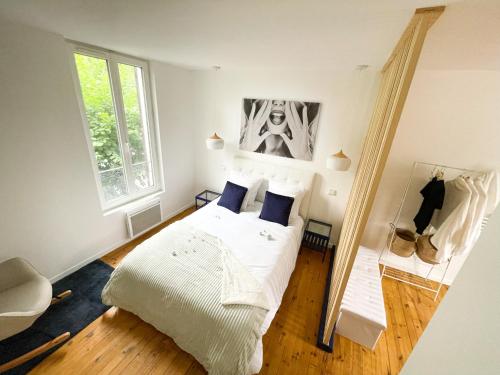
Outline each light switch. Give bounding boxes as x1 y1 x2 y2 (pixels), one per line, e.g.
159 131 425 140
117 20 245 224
328 189 337 196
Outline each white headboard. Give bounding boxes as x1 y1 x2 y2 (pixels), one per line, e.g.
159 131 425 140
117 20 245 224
230 156 316 219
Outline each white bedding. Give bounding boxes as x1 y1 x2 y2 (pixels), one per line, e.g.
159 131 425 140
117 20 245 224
185 199 304 334
104 198 303 374
184 199 303 373
103 220 268 374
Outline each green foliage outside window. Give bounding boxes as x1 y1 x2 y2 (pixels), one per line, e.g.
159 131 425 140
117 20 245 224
118 63 146 165
75 54 145 171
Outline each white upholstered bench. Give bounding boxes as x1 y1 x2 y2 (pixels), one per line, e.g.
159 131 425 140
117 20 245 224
336 246 387 350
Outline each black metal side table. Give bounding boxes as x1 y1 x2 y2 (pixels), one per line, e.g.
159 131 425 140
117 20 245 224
195 190 221 209
302 219 332 262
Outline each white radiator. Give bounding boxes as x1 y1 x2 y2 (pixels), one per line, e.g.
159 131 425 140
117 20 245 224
126 199 162 238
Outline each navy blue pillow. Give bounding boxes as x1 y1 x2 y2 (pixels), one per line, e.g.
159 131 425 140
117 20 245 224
217 181 248 213
259 191 295 226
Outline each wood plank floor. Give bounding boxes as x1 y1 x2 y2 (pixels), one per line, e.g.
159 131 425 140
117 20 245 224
31 207 447 375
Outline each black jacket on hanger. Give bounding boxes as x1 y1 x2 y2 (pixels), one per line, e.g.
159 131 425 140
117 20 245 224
413 177 445 234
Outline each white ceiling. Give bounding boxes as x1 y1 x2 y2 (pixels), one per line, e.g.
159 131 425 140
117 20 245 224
418 0 500 70
0 0 463 70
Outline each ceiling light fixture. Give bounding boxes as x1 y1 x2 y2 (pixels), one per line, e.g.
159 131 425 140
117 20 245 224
327 149 351 171
327 64 369 171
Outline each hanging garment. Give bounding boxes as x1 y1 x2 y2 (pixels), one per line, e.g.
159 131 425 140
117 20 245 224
483 170 500 216
431 177 471 263
466 178 488 250
448 177 485 256
453 177 479 254
413 177 445 234
479 171 500 232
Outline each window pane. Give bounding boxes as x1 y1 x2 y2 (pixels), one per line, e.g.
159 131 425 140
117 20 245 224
118 63 154 189
99 168 127 201
132 162 154 189
74 53 128 200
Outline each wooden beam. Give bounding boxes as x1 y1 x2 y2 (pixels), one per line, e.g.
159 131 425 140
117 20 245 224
322 5 445 345
415 6 446 14
416 6 445 28
383 6 445 72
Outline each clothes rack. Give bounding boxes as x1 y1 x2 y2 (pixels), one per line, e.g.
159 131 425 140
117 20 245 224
378 161 483 301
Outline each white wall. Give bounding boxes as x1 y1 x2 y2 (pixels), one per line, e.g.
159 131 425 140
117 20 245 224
401 207 500 375
191 68 379 242
0 18 196 281
362 3 500 284
150 61 196 216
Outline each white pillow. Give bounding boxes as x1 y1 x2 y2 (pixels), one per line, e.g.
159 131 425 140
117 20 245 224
268 181 305 221
228 171 263 210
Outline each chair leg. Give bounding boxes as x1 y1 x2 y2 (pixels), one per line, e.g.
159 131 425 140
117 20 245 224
0 332 70 373
50 290 72 306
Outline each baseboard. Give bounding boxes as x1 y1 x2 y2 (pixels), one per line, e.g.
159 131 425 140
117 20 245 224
49 202 194 283
49 241 125 283
163 202 194 223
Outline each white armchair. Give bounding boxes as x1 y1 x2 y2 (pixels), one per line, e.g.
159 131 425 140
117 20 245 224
0 257 71 372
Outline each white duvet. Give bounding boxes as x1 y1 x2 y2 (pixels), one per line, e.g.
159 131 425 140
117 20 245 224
104 199 303 374
186 199 303 328
184 199 304 372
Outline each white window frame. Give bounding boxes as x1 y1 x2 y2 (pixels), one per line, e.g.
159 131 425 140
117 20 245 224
69 42 163 212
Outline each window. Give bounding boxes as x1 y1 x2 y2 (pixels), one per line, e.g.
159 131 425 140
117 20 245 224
71 44 161 210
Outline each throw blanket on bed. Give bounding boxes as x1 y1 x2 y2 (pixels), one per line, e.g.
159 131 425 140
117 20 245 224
220 246 270 310
101 221 268 375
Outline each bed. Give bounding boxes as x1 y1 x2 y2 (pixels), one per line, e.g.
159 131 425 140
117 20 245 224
102 157 315 375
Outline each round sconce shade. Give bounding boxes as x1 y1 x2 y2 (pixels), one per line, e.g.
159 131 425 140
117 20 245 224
206 132 224 150
327 150 351 171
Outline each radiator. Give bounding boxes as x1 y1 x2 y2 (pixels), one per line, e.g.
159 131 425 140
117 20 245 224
126 199 162 238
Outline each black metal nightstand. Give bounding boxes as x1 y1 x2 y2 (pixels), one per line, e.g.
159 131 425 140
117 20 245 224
195 190 221 209
302 219 332 262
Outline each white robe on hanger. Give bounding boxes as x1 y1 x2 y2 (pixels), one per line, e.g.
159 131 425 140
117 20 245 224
431 177 472 263
455 178 488 257
454 178 479 254
468 178 488 247
483 170 500 216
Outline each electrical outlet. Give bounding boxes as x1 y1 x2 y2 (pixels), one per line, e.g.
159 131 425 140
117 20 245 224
328 189 337 196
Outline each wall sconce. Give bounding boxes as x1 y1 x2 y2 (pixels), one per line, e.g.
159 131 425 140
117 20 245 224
327 149 351 171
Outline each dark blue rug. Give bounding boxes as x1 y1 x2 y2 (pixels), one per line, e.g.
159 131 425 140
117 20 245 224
0 259 114 374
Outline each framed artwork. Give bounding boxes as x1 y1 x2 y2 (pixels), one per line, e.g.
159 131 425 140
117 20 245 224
239 98 321 161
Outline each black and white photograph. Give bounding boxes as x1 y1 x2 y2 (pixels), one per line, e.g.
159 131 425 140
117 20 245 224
239 98 321 161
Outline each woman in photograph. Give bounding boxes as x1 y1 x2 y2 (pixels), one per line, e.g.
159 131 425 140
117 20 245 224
240 99 319 160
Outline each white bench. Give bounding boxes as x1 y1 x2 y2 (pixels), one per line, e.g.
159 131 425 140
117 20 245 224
336 246 387 350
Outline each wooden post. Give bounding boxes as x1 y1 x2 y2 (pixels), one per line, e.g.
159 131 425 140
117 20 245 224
322 6 445 345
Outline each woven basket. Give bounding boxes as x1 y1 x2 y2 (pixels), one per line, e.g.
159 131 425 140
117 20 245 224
416 235 440 264
389 228 417 257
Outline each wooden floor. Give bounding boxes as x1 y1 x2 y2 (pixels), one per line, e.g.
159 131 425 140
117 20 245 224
31 208 447 375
